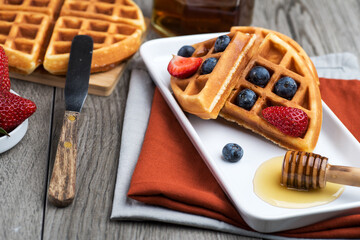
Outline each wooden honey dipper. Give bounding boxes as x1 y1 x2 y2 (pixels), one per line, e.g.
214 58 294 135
281 151 360 190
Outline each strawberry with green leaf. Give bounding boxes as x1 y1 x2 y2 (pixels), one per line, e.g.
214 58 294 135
0 127 9 136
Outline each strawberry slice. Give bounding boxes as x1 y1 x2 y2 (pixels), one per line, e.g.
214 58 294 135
167 55 202 79
0 91 37 132
0 46 10 92
262 106 309 137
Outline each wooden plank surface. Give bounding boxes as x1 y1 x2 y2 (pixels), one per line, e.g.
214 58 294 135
1 0 360 239
0 82 54 240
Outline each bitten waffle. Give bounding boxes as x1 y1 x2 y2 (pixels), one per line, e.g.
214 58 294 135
0 0 145 75
170 27 322 151
170 32 257 119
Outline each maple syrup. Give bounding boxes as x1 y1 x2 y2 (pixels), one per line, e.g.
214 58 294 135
151 0 254 36
253 156 345 208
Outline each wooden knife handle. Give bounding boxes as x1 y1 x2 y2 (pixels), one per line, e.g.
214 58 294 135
48 111 80 207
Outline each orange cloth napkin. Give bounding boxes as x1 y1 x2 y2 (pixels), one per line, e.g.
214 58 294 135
128 78 360 238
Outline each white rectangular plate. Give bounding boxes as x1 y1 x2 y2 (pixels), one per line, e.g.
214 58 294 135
140 33 360 233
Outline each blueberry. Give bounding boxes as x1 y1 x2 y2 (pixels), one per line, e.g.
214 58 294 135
214 35 231 53
236 89 257 110
274 77 298 100
177 45 195 57
200 57 218 75
222 143 244 162
247 66 270 87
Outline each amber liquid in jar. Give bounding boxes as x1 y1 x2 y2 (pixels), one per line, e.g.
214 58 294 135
151 0 254 36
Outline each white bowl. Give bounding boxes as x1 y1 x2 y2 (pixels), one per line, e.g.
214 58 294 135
0 119 28 153
0 90 29 153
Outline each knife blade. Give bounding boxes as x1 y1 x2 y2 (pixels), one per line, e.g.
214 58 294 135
48 35 93 207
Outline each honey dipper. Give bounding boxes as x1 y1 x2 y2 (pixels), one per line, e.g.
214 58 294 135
281 151 360 190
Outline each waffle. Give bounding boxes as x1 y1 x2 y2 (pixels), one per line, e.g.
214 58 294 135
0 11 53 74
231 26 319 85
170 31 257 119
219 31 322 151
0 0 145 74
43 16 142 74
0 0 63 19
60 0 146 31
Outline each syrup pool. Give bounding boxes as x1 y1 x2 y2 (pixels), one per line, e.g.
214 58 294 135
253 156 345 208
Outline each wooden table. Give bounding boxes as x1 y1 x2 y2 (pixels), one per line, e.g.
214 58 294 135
2 0 359 239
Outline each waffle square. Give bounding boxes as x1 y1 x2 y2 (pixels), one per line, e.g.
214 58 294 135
0 11 52 74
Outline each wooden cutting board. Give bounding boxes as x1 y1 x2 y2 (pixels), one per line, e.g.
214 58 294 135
10 63 128 97
9 19 150 97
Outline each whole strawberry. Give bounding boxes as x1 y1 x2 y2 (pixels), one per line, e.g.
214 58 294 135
262 106 308 137
0 91 36 132
0 46 10 92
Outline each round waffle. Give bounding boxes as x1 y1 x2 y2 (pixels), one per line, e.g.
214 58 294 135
170 27 322 151
0 0 145 75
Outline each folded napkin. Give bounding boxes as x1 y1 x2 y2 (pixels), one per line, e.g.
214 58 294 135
128 80 360 238
111 53 360 240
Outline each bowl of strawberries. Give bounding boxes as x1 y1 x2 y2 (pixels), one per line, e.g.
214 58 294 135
0 47 36 153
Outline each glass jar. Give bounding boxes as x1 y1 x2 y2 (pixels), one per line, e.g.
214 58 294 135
151 0 254 36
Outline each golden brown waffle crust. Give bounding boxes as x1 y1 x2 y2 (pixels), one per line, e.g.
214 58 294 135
43 16 142 75
231 26 319 85
220 31 322 151
170 32 257 119
170 26 322 151
0 0 145 75
60 0 146 31
0 0 64 19
0 11 53 75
